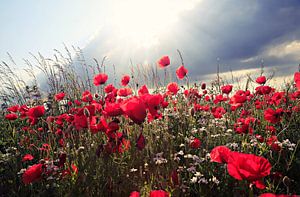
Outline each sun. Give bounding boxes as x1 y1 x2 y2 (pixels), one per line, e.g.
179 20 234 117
110 0 201 48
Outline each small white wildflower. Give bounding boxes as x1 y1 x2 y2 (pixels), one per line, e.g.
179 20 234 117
174 156 181 162
190 177 198 183
191 128 198 134
130 168 138 172
153 152 168 165
198 177 208 184
211 176 220 185
47 176 54 180
184 154 193 159
17 168 26 175
199 127 206 132
185 137 190 142
155 158 168 165
195 171 203 177
205 153 211 160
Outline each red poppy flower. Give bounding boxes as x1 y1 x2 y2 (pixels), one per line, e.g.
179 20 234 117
104 103 123 117
5 113 18 120
201 83 206 90
90 117 107 134
266 125 277 134
120 97 147 124
176 65 188 79
190 138 201 149
54 92 65 101
221 85 233 94
256 85 272 95
210 146 231 163
82 90 93 102
136 132 146 150
256 135 264 143
138 85 149 96
264 108 283 124
74 100 82 106
211 107 226 119
267 136 281 152
7 105 19 112
22 154 34 162
294 72 300 90
22 163 43 184
259 193 297 197
58 153 67 167
234 117 258 134
230 90 248 104
71 164 78 174
118 88 133 97
39 143 51 152
256 76 266 84
142 94 163 116
157 55 170 68
227 152 272 189
104 84 116 93
27 106 45 118
121 75 130 86
129 191 140 197
167 82 179 95
150 190 169 197
93 73 108 86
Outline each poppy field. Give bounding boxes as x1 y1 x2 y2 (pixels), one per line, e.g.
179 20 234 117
0 55 300 197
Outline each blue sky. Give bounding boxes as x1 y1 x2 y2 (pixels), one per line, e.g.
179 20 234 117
1 0 300 84
0 0 108 62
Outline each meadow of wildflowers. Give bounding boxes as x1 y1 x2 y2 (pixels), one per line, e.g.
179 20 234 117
0 53 299 197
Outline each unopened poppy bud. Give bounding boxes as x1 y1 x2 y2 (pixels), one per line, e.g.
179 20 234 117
84 108 90 117
77 146 85 153
283 176 291 187
190 108 195 116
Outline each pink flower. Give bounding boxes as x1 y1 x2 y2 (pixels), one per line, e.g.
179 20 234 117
150 190 169 197
129 191 140 197
167 82 179 95
54 92 65 101
190 138 201 149
227 152 272 189
5 113 18 120
210 146 231 163
176 65 188 79
221 85 233 94
256 76 266 84
121 75 130 86
22 164 43 184
94 73 108 86
22 154 34 162
157 56 170 68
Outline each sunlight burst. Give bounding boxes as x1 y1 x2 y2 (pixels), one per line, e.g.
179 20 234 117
111 0 201 48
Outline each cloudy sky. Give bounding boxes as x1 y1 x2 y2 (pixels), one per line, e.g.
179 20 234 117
1 0 300 85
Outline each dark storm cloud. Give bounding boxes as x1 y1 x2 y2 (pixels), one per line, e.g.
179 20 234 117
83 0 300 81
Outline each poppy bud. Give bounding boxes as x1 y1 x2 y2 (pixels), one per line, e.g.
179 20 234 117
283 176 291 187
190 108 195 116
84 108 90 117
